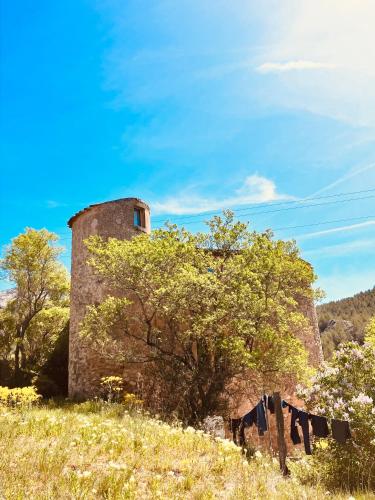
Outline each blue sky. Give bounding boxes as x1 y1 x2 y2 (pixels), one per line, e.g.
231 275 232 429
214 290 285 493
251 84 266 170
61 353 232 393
1 0 375 302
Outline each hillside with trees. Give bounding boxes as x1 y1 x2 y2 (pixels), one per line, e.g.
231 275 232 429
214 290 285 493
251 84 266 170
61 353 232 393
317 287 375 358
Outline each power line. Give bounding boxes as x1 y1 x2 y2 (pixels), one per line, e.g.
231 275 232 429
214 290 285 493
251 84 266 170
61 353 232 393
272 215 375 232
56 187 375 237
57 213 375 243
56 188 375 238
150 187 375 223
153 194 375 226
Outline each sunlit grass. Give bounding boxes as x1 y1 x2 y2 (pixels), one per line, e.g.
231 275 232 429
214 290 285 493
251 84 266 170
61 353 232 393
0 402 372 499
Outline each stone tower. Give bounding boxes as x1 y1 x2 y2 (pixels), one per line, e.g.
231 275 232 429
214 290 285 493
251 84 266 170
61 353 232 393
68 198 151 399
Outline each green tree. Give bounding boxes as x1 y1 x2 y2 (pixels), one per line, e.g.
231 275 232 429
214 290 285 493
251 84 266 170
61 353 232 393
317 287 375 357
81 212 316 422
0 228 70 385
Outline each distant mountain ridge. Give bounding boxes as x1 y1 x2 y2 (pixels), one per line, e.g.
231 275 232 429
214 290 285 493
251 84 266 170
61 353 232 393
317 287 375 358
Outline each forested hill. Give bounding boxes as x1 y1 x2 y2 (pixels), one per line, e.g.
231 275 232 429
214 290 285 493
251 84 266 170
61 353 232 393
317 287 375 358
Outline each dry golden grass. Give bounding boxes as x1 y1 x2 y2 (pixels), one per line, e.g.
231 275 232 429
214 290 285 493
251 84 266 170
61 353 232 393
0 402 373 499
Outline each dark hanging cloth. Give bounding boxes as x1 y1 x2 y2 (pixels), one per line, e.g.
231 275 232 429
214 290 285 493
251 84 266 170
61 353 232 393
242 406 257 428
297 410 312 455
331 419 351 444
265 395 275 414
256 400 268 436
310 414 329 438
282 400 290 409
234 405 258 446
289 405 302 445
238 422 246 446
229 418 242 444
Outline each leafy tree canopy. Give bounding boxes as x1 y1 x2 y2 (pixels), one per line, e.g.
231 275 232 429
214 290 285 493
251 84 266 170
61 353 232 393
0 228 70 385
81 212 317 422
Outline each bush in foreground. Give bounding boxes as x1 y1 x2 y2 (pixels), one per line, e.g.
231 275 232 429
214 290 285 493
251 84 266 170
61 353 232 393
297 338 375 492
0 385 41 407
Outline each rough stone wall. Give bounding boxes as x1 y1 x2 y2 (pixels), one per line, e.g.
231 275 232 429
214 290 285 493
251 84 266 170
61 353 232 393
298 295 324 367
68 198 150 399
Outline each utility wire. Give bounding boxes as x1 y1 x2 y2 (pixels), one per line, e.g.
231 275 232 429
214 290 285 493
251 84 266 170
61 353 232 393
150 187 375 223
272 215 375 232
56 214 375 242
57 188 375 238
152 194 375 226
57 187 375 237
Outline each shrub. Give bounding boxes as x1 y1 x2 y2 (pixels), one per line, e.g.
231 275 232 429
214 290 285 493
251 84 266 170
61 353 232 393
32 373 60 398
0 386 41 407
297 339 375 491
123 392 143 411
100 376 123 403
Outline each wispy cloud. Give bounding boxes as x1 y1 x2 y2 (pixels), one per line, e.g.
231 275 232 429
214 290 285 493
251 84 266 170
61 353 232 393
297 220 375 240
46 200 66 209
296 220 375 241
256 60 336 73
152 174 294 215
311 162 375 197
303 237 375 259
100 0 375 125
254 1 375 126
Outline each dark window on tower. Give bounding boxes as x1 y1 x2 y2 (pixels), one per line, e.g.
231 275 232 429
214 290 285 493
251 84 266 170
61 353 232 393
134 207 143 227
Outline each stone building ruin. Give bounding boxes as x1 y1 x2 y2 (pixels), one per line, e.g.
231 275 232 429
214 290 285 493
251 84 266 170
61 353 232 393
68 198 151 398
68 197 323 401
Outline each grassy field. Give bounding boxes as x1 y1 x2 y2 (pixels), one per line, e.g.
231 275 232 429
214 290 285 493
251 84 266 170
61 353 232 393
0 402 373 500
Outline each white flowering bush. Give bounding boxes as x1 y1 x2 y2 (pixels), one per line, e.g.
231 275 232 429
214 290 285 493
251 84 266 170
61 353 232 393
297 339 375 491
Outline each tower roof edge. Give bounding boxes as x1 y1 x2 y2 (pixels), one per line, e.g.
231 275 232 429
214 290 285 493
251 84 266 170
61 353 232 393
67 198 150 228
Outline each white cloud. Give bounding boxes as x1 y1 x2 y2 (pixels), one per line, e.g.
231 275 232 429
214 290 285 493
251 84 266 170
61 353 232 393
255 0 375 126
256 60 336 73
297 220 375 240
152 174 293 215
99 0 375 126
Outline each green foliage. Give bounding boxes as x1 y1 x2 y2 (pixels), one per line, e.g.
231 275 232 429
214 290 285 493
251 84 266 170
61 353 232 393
297 338 375 491
0 228 70 385
35 322 69 397
0 385 41 407
81 211 315 422
317 287 375 357
25 306 69 371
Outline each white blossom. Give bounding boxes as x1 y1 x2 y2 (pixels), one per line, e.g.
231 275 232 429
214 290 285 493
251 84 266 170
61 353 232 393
352 393 373 405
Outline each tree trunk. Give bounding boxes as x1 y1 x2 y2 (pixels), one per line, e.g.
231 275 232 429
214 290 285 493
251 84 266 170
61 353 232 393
14 318 32 386
14 342 21 386
273 391 289 476
20 345 27 370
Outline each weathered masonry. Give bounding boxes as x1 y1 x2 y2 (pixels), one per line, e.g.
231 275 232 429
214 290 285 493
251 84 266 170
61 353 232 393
67 197 323 399
68 198 150 398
